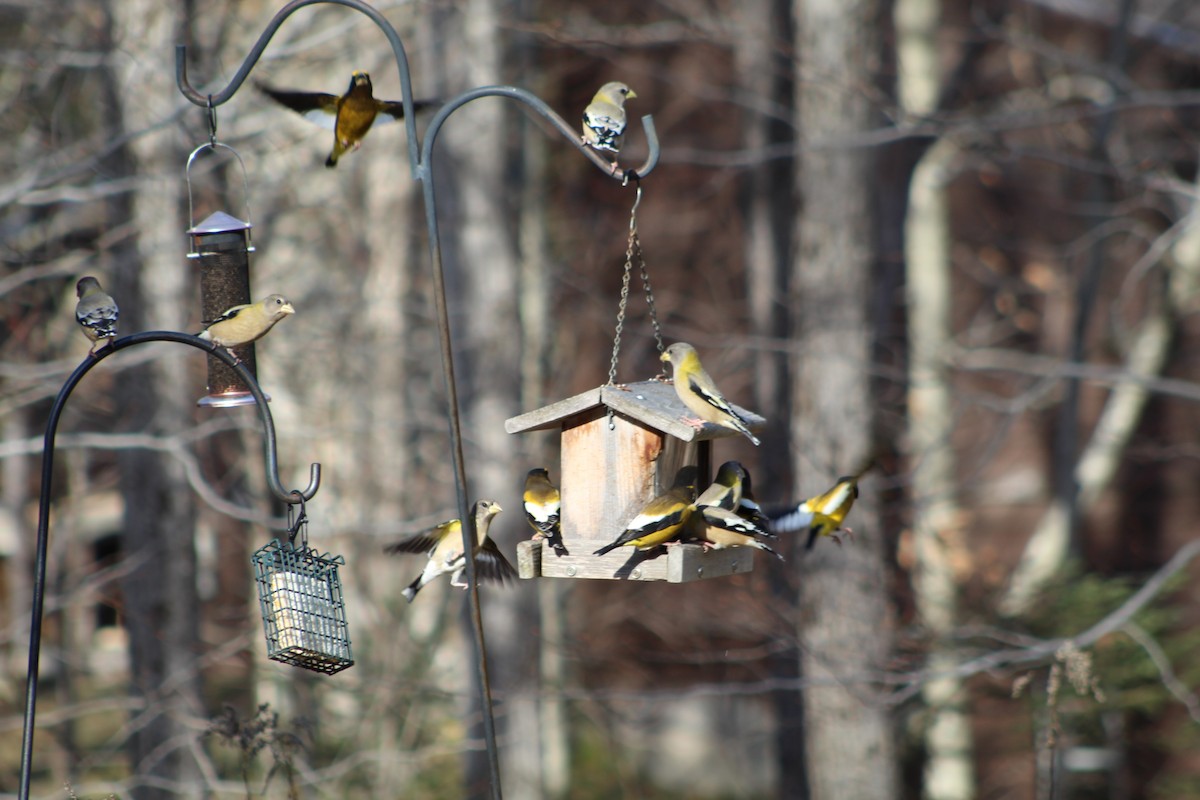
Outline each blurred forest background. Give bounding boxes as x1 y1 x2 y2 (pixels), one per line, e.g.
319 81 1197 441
2 0 1200 797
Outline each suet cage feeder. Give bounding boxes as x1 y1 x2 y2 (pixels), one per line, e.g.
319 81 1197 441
506 379 765 583
252 539 354 675
186 143 265 408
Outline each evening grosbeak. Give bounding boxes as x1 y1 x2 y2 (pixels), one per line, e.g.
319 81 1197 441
593 466 698 556
582 81 637 173
660 342 761 445
771 461 875 550
694 461 749 510
384 500 515 603
74 276 119 355
736 468 771 529
258 71 438 168
523 468 566 555
198 294 294 351
685 505 782 559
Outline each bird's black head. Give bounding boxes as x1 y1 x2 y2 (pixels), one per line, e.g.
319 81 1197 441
349 71 372 93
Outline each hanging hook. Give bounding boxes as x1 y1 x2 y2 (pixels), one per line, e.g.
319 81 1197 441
286 490 308 547
625 176 642 234
206 95 217 147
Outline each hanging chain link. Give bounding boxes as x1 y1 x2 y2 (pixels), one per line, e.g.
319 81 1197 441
606 180 664 429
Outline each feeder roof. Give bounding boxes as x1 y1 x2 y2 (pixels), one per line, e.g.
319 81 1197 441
505 379 766 442
188 210 252 235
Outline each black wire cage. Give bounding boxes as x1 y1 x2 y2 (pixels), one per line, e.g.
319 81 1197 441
252 539 354 675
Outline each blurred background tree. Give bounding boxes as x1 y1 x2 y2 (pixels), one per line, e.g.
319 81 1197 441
2 0 1200 798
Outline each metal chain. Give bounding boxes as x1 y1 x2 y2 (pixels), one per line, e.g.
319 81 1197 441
606 181 644 429
636 233 664 357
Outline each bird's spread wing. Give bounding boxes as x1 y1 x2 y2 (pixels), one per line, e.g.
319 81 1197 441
374 98 440 124
258 85 340 130
383 533 443 556
475 542 518 584
768 503 815 535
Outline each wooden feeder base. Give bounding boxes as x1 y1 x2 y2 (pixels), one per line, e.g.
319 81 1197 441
517 539 753 583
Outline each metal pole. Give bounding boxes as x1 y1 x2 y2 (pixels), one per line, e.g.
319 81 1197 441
176 6 663 797
18 332 318 799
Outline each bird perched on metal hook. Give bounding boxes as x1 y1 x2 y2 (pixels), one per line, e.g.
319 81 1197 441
582 81 637 173
384 500 516 602
660 342 761 446
770 461 875 549
593 466 698 556
524 468 566 556
198 294 294 356
257 71 438 168
74 276 119 355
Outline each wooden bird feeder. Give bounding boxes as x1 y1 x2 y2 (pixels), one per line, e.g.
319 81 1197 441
506 379 766 582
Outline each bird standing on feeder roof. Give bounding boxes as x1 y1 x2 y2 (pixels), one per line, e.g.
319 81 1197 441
385 499 516 603
582 81 637 173
660 342 761 446
524 468 566 556
770 461 875 550
685 505 782 560
257 71 438 168
593 466 699 556
74 276 119 355
198 294 294 356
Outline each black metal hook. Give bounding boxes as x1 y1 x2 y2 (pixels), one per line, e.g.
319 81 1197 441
18 330 319 799
287 490 308 547
206 95 217 147
176 0 421 174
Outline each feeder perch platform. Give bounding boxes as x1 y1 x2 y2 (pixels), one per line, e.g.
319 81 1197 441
506 380 766 582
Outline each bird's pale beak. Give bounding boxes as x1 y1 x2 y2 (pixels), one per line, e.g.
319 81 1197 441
627 90 638 100
280 303 296 315
659 351 670 363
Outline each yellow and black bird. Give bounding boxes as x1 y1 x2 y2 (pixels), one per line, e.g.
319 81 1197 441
770 461 875 550
736 468 771 529
582 81 637 155
694 461 749 511
661 342 761 446
258 71 438 168
74 276 119 355
593 466 698 556
198 294 294 354
523 467 566 556
384 500 516 603
686 505 782 560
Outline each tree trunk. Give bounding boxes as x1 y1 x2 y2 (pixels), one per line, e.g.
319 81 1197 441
103 1 203 795
792 0 896 797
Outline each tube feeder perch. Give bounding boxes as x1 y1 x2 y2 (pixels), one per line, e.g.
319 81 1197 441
506 379 766 582
252 538 354 675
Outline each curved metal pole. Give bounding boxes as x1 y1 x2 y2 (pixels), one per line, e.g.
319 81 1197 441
414 86 660 800
417 84 660 183
18 331 320 800
175 0 420 175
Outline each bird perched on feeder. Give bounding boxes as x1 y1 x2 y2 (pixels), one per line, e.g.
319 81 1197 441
685 505 782 559
384 499 516 603
770 461 875 550
660 342 761 446
257 71 438 168
74 276 119 355
593 466 698 556
582 81 637 173
736 468 771 529
524 467 566 556
198 294 294 356
695 461 749 511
